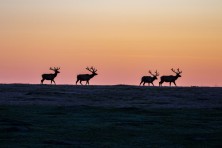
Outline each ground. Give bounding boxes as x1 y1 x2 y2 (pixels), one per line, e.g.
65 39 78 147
0 84 222 147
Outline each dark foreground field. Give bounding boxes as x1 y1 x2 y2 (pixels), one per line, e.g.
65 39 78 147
0 84 222 147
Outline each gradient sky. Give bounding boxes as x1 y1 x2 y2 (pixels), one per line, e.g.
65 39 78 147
0 0 222 86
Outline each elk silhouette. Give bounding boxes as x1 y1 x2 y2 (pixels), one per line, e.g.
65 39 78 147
159 68 182 86
76 66 98 85
41 67 60 84
140 70 159 86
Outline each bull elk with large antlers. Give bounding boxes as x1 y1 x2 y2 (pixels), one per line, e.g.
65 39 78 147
159 68 182 86
41 67 60 84
140 70 159 86
76 66 98 85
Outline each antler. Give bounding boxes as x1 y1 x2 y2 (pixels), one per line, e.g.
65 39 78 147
177 68 182 74
149 70 159 76
86 66 97 73
50 67 60 71
155 70 159 76
86 67 92 72
91 67 97 73
171 68 177 73
171 68 182 74
149 70 155 76
149 70 154 76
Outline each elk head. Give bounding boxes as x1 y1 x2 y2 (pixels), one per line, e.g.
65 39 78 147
86 66 98 76
149 70 159 80
171 68 182 77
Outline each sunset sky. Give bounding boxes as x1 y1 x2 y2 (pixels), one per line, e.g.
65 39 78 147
0 0 222 86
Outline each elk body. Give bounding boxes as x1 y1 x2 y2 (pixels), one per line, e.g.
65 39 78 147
76 67 98 85
41 67 60 84
159 68 182 86
140 70 159 86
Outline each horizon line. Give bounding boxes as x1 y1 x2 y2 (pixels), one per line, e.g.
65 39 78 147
0 83 221 88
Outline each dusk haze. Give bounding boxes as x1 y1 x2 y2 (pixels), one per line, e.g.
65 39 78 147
1 0 222 86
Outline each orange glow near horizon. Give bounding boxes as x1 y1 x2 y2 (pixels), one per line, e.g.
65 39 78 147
0 0 222 86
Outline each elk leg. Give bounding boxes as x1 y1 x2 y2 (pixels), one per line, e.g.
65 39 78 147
41 79 44 84
76 79 79 85
80 81 83 85
86 81 89 85
173 82 177 86
170 82 172 86
52 80 56 84
151 83 154 86
139 81 143 86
